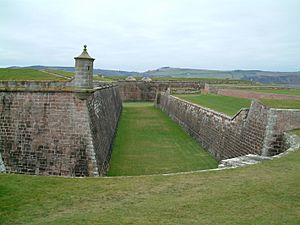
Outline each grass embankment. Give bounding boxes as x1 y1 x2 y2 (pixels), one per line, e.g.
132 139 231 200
45 69 75 78
175 94 251 116
176 94 300 114
1 149 300 224
108 102 217 176
260 99 300 109
290 129 300 136
239 88 300 96
45 69 117 81
0 68 66 81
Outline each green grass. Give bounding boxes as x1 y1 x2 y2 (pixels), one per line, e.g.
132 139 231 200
45 69 116 81
1 149 300 224
45 69 75 78
175 94 251 116
260 99 300 109
289 129 300 136
108 102 217 176
239 88 300 96
0 68 67 81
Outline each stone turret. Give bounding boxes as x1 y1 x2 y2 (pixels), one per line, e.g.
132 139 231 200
74 45 95 89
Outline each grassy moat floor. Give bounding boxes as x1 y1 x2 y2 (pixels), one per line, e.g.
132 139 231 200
108 102 217 176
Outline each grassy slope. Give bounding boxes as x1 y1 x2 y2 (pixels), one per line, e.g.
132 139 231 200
45 69 75 78
108 102 217 176
1 149 299 225
290 129 300 136
261 99 300 109
0 68 66 81
45 69 117 81
175 94 251 116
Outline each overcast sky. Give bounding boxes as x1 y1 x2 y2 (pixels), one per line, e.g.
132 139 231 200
0 0 299 72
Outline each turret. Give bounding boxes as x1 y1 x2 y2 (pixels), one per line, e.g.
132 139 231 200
74 45 95 89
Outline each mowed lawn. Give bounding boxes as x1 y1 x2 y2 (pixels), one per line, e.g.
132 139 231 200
108 102 217 176
0 68 66 81
1 149 300 225
260 99 300 109
175 94 251 116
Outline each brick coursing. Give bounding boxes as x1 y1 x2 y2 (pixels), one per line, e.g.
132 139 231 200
156 92 300 160
0 86 121 176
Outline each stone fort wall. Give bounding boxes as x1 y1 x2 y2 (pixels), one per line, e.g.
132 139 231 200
117 80 253 101
156 91 300 160
0 85 122 176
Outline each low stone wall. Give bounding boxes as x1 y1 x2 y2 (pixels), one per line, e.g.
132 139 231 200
117 80 202 101
0 80 71 89
117 80 254 101
156 92 300 160
0 85 122 176
218 89 300 100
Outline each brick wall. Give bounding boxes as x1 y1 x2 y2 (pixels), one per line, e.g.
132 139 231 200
156 92 300 160
0 86 121 176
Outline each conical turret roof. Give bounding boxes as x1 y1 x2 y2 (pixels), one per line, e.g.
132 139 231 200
74 45 95 60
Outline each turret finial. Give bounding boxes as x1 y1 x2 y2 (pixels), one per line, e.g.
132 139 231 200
84 45 87 51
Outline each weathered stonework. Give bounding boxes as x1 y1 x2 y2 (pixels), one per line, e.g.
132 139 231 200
117 80 253 102
0 85 122 176
156 91 300 160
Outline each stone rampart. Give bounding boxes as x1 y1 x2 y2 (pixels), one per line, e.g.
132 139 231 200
117 80 254 101
0 85 122 176
156 92 300 160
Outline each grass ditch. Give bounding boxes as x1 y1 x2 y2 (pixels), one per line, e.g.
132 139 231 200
108 102 217 176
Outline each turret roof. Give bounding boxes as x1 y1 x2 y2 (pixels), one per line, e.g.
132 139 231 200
74 45 95 60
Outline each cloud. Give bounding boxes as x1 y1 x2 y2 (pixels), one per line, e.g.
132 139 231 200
0 0 299 71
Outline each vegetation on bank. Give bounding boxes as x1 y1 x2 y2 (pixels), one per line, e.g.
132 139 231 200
108 102 217 176
175 93 300 114
1 148 299 224
175 94 251 116
260 99 300 109
0 68 66 81
45 69 74 78
289 128 300 136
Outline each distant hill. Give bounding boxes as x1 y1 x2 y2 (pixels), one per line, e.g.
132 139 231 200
5 66 300 84
144 67 300 84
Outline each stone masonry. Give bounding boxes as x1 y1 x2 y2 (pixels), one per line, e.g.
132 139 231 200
156 91 300 160
0 86 122 176
0 46 122 176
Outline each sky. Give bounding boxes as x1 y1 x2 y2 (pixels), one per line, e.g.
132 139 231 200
0 0 299 72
